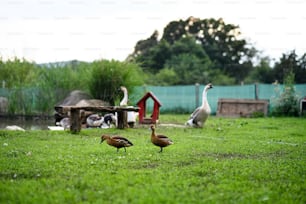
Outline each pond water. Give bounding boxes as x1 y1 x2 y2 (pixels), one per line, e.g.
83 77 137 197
0 118 55 130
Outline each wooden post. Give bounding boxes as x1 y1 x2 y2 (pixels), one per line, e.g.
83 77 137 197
70 108 81 134
195 83 200 108
255 83 259 100
117 111 127 129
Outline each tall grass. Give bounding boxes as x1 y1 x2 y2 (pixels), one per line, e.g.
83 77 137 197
0 59 144 115
0 116 305 203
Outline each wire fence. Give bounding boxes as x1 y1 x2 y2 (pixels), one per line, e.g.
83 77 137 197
0 84 306 115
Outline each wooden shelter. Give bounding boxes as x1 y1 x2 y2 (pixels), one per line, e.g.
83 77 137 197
137 92 162 124
54 106 139 133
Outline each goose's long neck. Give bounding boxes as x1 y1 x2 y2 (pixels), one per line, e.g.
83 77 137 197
201 87 208 107
120 89 128 106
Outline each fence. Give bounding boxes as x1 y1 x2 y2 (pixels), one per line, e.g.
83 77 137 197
0 84 306 115
134 84 306 114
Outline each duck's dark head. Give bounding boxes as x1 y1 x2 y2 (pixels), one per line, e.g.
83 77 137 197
100 135 109 143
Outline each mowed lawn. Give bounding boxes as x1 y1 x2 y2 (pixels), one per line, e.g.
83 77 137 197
0 115 305 204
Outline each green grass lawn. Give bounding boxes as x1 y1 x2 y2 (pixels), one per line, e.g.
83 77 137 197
0 115 305 203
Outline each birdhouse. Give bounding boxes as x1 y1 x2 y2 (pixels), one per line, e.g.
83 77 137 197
137 91 162 124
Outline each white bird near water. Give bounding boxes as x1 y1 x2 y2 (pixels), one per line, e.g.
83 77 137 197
186 83 213 128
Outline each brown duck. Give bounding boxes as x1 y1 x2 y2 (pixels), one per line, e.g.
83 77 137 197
150 125 173 153
100 135 133 152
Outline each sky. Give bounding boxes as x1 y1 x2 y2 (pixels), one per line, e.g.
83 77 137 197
0 0 305 64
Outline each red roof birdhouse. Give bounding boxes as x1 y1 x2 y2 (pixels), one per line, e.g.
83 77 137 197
136 92 162 124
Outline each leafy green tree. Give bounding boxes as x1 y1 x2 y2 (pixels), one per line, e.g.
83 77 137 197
148 68 179 85
170 36 208 59
163 17 256 83
272 50 306 84
248 57 274 83
163 37 212 84
127 30 159 59
207 69 235 85
165 53 210 85
273 51 298 84
296 53 306 83
130 17 257 84
136 39 172 73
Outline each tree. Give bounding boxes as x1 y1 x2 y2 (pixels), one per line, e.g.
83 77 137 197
296 53 306 83
162 17 256 82
147 68 179 85
249 57 274 83
272 50 306 84
130 17 257 84
127 30 159 61
136 39 172 73
273 51 298 84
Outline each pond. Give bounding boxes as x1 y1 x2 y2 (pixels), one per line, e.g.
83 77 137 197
0 117 55 130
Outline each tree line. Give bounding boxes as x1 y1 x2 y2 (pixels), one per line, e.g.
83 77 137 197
127 17 306 85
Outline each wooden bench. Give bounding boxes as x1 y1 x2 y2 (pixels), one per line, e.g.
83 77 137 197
55 106 140 133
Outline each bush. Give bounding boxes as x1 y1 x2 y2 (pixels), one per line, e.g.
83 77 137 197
251 111 265 118
89 60 144 105
271 72 299 116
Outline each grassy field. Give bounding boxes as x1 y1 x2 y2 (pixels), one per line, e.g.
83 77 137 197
0 115 305 203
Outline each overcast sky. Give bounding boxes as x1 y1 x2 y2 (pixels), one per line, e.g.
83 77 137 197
0 0 305 64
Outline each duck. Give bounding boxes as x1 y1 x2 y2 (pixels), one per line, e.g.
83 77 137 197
119 86 128 106
186 83 213 128
86 114 104 128
150 125 173 153
100 135 133 152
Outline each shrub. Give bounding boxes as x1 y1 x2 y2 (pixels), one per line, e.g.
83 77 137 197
89 60 144 105
271 72 299 116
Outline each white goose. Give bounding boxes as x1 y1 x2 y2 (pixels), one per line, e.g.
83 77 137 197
186 83 213 128
118 86 137 127
119 86 128 106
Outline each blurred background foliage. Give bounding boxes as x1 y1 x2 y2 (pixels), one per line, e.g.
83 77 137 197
0 17 305 116
127 17 306 85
